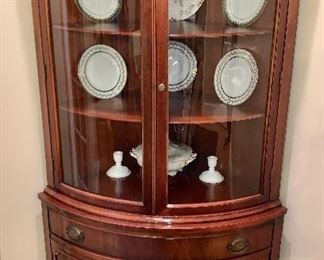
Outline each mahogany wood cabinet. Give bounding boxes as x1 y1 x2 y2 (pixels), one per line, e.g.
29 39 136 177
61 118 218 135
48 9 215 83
32 0 300 259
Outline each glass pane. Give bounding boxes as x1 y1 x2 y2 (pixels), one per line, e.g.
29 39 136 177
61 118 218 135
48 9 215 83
49 0 143 202
167 0 276 204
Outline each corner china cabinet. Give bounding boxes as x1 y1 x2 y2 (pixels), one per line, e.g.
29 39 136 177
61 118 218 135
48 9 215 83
32 0 300 259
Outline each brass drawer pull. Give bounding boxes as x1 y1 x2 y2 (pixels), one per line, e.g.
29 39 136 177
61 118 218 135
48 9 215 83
66 224 85 243
227 237 249 255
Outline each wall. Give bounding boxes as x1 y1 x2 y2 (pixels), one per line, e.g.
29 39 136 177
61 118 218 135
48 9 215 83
0 0 47 260
280 0 324 259
0 0 323 260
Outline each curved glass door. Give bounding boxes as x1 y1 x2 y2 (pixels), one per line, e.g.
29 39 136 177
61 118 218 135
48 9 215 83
157 0 279 213
48 0 153 211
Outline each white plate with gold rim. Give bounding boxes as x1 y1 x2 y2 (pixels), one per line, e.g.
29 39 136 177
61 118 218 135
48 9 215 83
214 49 258 106
169 0 205 21
78 44 127 99
169 41 197 92
75 0 122 22
223 0 268 26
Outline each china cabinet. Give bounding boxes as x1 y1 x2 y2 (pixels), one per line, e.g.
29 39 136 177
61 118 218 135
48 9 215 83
32 0 300 259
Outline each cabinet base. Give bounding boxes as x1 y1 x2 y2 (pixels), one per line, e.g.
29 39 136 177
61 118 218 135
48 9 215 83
39 188 286 260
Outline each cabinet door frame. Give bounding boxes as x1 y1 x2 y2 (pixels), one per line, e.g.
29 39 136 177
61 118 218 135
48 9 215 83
155 0 294 215
33 0 156 214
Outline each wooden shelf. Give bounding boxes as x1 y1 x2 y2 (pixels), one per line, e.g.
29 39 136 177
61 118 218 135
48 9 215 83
60 97 142 123
53 21 271 39
168 160 259 204
97 169 142 202
60 95 263 124
169 21 272 39
75 169 143 202
53 22 141 37
170 100 263 124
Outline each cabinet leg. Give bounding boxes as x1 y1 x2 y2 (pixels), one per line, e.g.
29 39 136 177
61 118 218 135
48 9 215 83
271 217 284 260
41 202 52 260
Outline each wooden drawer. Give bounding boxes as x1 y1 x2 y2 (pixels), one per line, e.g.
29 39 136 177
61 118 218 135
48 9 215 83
51 235 271 260
51 236 118 260
49 209 274 259
235 248 271 260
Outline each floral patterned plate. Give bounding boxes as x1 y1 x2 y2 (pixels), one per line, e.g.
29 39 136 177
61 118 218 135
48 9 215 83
169 41 197 92
75 0 122 22
78 44 127 99
223 0 267 26
169 0 205 21
214 49 258 106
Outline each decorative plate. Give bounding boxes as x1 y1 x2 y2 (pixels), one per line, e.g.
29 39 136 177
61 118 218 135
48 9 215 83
169 41 197 92
78 44 127 99
169 0 205 21
223 0 267 26
75 0 122 22
214 49 258 106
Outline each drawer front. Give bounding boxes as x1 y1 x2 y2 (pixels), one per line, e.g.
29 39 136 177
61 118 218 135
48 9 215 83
235 248 271 260
49 209 274 259
51 236 271 260
51 237 118 260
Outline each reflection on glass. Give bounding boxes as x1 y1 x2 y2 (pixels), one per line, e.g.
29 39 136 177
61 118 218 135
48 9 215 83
167 0 276 204
49 0 143 202
168 41 197 92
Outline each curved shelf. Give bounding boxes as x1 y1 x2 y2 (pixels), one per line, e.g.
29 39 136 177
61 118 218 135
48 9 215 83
60 97 142 123
169 21 272 39
73 169 142 202
60 96 263 124
53 21 271 39
168 167 259 204
170 102 263 124
53 22 141 37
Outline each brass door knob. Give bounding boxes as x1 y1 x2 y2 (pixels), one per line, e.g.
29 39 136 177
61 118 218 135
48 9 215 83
158 83 166 92
66 224 85 242
227 237 249 255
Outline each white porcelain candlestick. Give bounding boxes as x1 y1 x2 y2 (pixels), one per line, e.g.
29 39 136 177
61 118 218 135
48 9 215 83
199 156 224 184
106 151 131 179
